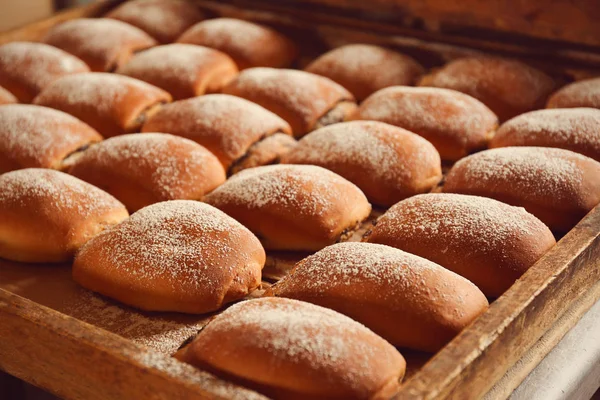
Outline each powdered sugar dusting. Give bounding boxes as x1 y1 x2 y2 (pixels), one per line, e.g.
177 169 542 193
548 77 600 108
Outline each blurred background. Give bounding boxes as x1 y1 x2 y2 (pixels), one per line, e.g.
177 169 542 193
0 0 92 31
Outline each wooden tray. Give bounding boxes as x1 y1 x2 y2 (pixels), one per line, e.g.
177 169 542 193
1 1 600 399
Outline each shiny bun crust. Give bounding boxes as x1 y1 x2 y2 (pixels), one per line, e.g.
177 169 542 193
443 147 600 232
270 242 488 352
305 44 424 101
0 104 102 173
68 133 226 212
73 200 265 313
364 193 556 297
176 297 406 400
282 121 442 206
0 169 128 263
546 77 600 109
34 72 172 137
204 164 371 251
0 86 17 105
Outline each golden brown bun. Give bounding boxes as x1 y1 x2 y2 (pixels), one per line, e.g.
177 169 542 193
443 147 600 233
305 44 424 101
222 68 356 137
270 242 488 352
106 0 206 44
43 18 157 72
364 193 556 298
353 86 498 161
490 108 600 162
73 200 265 313
33 72 172 137
229 133 297 175
142 94 292 169
204 164 371 251
0 86 17 105
68 133 226 212
546 77 600 109
117 44 238 100
177 18 297 70
0 42 90 103
0 104 102 174
0 168 128 263
419 57 557 121
282 121 442 206
176 297 405 400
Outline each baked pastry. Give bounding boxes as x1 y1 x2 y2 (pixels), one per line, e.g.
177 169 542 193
177 18 297 70
106 0 205 44
228 133 297 175
43 18 157 72
490 108 600 162
176 297 406 400
0 104 102 173
222 68 356 137
547 77 600 109
204 164 371 251
33 72 172 137
305 44 424 101
73 200 265 313
0 41 89 102
282 121 442 206
364 193 556 297
353 86 498 161
419 57 557 121
269 242 488 352
142 94 293 172
0 86 17 105
443 147 600 232
0 168 128 263
68 133 226 211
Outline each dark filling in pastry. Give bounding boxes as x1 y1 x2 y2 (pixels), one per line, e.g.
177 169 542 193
228 132 297 175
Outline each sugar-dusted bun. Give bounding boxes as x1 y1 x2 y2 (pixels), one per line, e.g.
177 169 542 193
547 77 600 109
0 42 89 102
0 105 102 173
229 133 297 175
353 86 498 161
177 18 297 70
117 44 238 100
364 193 556 297
282 121 441 206
43 18 157 72
443 147 600 232
68 133 226 211
305 44 424 101
0 86 17 105
0 169 128 263
204 164 371 251
142 94 292 170
73 200 265 313
34 72 171 137
106 0 205 44
419 57 557 121
176 297 405 400
490 108 600 162
222 68 356 137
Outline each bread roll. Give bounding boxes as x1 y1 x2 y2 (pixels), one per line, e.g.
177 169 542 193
0 104 102 173
117 44 238 100
33 72 171 137
282 121 442 206
229 133 297 175
490 108 600 162
0 42 89 103
222 68 356 137
443 147 600 232
142 94 293 171
177 18 297 70
204 165 371 251
106 0 205 44
0 168 128 263
0 86 17 105
305 44 424 101
73 200 265 313
364 193 556 297
353 86 498 161
547 77 600 109
419 57 557 121
43 18 157 72
176 297 405 400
